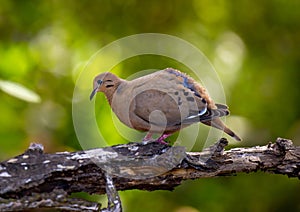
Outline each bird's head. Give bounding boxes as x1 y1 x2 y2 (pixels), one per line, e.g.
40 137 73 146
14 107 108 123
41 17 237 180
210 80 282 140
90 72 121 100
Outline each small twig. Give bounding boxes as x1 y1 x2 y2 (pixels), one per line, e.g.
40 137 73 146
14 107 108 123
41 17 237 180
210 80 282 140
101 172 122 212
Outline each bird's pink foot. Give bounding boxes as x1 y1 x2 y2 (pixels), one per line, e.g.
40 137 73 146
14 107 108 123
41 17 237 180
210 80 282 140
156 133 171 145
142 132 153 141
142 132 171 145
156 139 168 145
142 132 157 144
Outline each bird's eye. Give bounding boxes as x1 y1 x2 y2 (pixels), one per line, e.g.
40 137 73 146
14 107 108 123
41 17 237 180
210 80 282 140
97 80 102 84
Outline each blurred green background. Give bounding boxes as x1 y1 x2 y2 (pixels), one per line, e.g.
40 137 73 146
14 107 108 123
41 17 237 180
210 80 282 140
0 0 299 211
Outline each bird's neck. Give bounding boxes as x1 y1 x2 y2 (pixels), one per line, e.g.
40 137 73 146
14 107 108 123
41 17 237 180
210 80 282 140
104 91 115 105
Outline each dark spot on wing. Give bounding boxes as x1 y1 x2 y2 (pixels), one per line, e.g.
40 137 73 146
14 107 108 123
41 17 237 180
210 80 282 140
178 97 182 105
186 97 195 102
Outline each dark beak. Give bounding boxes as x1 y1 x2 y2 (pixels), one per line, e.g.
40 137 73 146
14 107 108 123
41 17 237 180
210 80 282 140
90 84 100 100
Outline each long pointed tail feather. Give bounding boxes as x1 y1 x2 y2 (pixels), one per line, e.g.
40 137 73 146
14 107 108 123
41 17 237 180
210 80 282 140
202 118 242 141
182 105 242 141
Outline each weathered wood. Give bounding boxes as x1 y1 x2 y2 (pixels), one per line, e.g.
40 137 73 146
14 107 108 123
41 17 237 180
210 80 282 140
0 138 299 211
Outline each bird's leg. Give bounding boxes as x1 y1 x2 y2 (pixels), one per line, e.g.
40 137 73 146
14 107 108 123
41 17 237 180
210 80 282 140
142 132 153 141
156 133 171 145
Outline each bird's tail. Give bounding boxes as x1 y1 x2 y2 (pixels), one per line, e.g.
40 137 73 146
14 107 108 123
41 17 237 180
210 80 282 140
202 118 242 141
183 103 242 141
202 103 241 141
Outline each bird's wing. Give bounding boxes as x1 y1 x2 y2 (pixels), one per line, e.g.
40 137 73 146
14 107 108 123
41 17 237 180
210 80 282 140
163 68 231 124
132 89 183 127
131 68 223 127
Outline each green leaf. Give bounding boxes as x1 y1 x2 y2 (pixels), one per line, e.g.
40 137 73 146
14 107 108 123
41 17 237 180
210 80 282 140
0 80 41 103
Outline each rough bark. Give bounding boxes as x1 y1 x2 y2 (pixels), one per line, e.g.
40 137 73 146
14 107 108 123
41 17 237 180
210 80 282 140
0 138 299 211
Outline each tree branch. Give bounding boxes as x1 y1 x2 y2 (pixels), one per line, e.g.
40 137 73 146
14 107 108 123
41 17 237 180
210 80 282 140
0 138 299 211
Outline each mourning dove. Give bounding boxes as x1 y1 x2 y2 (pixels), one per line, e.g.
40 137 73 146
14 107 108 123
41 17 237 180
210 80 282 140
90 68 241 143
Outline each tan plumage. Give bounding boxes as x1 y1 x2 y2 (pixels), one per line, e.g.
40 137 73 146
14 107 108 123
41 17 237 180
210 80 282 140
90 68 241 143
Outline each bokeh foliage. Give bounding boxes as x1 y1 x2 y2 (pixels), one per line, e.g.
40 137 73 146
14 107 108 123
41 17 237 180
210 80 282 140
0 0 300 211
